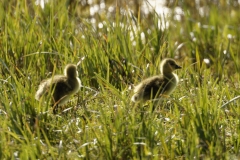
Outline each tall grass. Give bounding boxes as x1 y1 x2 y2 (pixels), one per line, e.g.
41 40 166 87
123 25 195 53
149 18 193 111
0 0 240 159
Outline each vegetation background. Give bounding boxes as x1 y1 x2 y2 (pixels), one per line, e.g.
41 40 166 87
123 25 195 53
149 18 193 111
0 0 240 159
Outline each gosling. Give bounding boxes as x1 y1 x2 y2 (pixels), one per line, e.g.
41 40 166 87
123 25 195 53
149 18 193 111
131 58 181 102
35 64 81 113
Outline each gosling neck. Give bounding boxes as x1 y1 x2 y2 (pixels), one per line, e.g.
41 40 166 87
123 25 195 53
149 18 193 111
162 71 174 78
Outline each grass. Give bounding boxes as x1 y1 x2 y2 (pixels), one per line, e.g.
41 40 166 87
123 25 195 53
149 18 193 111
0 0 240 159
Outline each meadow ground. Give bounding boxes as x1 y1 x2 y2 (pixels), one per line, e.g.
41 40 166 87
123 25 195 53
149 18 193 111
0 0 240 159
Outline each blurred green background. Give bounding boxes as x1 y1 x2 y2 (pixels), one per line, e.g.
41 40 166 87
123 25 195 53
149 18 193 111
0 0 240 159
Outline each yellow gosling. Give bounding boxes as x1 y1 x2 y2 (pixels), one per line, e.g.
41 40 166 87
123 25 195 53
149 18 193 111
35 64 81 113
131 58 181 102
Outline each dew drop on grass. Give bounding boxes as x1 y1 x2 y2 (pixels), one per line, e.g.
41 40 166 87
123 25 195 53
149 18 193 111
164 118 170 122
227 34 233 39
203 58 210 64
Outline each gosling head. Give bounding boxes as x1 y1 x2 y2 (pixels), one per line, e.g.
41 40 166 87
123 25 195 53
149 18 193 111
160 58 182 74
64 64 78 78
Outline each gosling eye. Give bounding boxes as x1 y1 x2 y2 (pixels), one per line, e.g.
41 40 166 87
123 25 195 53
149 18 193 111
169 62 175 66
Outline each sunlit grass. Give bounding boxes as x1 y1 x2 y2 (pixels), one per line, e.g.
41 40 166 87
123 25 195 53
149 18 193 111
0 0 240 159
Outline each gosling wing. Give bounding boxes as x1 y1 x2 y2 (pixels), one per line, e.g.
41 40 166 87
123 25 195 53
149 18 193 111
141 75 168 100
49 76 73 101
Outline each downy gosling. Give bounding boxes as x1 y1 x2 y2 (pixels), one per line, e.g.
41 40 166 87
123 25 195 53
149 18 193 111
131 58 181 102
35 64 81 113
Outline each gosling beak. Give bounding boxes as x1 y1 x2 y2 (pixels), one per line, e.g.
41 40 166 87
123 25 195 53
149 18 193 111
175 64 182 69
